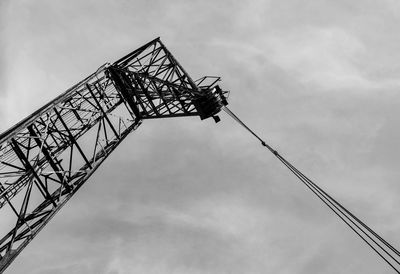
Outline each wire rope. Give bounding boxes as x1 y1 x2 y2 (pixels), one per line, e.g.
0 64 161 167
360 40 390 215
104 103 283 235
222 106 400 273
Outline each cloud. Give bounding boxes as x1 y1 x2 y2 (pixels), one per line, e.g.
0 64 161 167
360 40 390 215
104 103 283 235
160 195 269 242
3 1 400 274
265 27 372 90
211 25 400 92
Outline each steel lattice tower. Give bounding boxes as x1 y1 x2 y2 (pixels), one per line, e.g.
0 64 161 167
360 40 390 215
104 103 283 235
0 37 228 272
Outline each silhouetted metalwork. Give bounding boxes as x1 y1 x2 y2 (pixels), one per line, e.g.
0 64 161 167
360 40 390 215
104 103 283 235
0 37 228 273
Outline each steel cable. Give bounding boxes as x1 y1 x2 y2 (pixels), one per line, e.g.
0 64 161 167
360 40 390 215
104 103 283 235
222 106 400 273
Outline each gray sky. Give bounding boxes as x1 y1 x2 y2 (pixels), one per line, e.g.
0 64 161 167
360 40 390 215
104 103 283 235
1 0 400 273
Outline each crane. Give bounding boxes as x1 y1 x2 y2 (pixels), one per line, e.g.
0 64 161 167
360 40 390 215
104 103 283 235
1 37 399 273
0 37 228 273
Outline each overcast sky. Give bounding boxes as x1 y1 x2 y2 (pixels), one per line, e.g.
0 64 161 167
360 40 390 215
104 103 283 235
1 0 400 273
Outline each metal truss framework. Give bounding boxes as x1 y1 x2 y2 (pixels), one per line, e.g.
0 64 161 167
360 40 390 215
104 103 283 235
0 37 228 273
